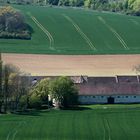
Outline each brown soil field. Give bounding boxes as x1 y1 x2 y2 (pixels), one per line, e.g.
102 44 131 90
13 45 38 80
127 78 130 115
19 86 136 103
2 53 140 76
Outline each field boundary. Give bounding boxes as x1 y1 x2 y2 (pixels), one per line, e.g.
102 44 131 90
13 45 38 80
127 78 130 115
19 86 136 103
98 16 129 50
29 13 55 50
63 14 97 51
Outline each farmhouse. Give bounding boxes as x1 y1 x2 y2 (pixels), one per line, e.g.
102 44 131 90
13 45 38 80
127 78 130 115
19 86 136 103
29 75 140 104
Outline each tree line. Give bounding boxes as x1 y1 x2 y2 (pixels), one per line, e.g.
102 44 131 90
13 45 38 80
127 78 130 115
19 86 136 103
0 54 29 113
1 0 140 16
0 6 32 39
0 55 78 113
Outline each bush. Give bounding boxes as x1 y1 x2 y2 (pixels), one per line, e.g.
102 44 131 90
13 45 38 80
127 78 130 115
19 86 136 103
29 95 42 109
0 31 31 40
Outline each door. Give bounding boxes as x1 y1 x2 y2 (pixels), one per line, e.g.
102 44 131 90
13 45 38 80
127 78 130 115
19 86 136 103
107 97 114 104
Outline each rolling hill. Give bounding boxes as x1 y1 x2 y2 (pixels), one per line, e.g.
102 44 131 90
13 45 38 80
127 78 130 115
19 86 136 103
0 5 140 55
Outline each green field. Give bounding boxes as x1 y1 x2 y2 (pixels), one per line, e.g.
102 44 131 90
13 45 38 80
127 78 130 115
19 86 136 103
1 105 140 140
1 5 140 54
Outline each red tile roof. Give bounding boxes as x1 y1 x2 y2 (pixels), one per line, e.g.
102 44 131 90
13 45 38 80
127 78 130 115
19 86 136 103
77 83 140 96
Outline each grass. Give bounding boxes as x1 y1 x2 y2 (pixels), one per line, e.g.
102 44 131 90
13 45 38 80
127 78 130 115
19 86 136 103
1 104 140 140
0 5 140 54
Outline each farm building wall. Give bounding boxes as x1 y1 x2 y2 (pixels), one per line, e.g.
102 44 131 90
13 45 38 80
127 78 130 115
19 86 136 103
76 76 140 104
78 95 140 104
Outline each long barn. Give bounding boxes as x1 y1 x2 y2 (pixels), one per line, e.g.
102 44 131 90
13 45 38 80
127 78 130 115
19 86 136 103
77 76 140 104
28 75 140 104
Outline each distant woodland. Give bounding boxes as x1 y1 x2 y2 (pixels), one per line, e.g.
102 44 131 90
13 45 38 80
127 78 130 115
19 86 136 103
0 6 32 39
0 0 140 16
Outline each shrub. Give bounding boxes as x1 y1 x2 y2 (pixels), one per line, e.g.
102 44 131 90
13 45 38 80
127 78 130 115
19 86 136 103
29 95 42 109
0 31 31 40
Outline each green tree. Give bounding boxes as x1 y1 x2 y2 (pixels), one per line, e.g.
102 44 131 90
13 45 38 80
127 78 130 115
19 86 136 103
50 76 78 108
84 0 92 8
133 0 140 15
29 78 50 108
128 0 135 9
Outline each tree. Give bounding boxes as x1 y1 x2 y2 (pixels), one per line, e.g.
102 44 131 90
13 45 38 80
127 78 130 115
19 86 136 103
8 73 28 111
128 0 135 10
50 76 78 108
133 0 140 15
18 75 29 110
29 78 50 108
3 64 20 113
133 64 140 74
0 53 3 113
84 0 92 8
0 6 32 39
0 61 31 113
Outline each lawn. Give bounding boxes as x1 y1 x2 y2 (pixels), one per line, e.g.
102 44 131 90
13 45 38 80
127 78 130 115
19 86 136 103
0 5 140 54
1 104 140 140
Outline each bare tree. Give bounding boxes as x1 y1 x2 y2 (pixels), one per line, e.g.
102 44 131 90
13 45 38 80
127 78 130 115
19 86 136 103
0 53 3 113
9 74 29 111
133 65 140 74
3 64 20 113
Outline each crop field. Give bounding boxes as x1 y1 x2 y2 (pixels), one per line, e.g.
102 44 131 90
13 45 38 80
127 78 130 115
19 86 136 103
0 5 140 54
1 105 140 140
2 53 140 76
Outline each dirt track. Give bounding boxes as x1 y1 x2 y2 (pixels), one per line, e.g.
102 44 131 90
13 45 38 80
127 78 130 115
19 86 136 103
2 53 140 76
